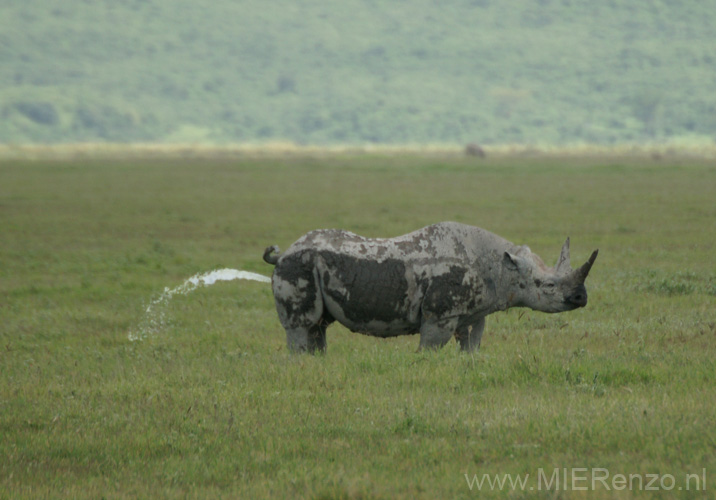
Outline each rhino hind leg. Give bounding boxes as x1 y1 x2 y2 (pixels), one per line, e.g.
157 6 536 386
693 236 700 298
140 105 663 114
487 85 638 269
272 262 329 354
455 316 485 352
285 323 327 353
418 316 459 350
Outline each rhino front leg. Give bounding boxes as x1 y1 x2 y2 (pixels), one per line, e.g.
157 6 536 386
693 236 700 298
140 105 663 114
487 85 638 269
455 316 485 352
419 316 459 350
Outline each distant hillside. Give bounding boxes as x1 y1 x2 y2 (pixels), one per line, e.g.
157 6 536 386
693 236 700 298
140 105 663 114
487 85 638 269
1 0 715 145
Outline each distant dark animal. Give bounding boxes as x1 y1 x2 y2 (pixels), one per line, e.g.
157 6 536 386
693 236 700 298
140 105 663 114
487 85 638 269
465 143 486 157
263 222 598 353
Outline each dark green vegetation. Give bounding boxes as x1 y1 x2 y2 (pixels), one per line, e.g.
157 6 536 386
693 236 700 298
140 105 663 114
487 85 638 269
1 154 715 498
2 1 716 145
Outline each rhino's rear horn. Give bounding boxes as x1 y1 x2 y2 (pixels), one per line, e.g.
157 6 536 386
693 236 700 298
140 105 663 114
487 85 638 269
575 249 599 282
555 237 571 274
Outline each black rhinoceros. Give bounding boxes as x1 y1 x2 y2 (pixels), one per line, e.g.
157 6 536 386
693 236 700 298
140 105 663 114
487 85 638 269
263 222 598 353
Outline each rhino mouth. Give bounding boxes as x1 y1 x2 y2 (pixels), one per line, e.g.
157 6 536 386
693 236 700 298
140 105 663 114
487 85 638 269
564 285 588 309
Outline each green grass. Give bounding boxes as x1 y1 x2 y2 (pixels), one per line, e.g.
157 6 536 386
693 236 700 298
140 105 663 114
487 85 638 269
1 154 715 498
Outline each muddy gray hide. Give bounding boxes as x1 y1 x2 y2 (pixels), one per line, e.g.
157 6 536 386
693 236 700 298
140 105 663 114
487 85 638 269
263 222 598 353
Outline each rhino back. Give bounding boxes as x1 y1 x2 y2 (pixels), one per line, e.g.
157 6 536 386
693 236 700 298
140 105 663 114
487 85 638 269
284 222 513 263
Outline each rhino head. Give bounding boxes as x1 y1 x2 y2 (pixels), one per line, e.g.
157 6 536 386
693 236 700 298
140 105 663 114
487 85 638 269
503 238 598 313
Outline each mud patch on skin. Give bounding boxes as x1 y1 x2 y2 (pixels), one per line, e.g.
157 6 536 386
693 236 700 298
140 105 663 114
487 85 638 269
449 233 468 258
273 250 311 285
423 265 482 315
273 279 320 323
273 251 321 323
318 252 412 327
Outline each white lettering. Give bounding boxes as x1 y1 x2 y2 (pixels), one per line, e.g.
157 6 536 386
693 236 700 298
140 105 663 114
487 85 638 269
464 473 529 491
538 468 560 490
591 468 610 490
628 473 643 490
685 469 706 491
645 473 660 491
509 473 530 490
572 468 588 490
612 473 627 490
464 474 482 491
465 468 707 492
660 474 675 490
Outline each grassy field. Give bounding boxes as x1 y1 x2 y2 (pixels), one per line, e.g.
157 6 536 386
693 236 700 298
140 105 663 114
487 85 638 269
1 153 715 499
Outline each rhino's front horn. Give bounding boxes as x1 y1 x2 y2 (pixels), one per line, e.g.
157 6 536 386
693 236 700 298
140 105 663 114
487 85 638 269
574 249 599 282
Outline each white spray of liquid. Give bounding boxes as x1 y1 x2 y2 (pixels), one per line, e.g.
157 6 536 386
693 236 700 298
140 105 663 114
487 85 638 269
128 268 271 342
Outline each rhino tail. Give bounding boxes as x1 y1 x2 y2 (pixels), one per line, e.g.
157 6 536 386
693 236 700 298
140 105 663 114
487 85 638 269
263 245 281 265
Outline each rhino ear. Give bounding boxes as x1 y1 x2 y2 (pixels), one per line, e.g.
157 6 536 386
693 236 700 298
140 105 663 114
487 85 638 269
503 252 526 273
555 237 571 274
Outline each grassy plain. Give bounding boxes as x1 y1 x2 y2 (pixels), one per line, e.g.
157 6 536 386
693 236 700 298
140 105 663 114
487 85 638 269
1 153 715 499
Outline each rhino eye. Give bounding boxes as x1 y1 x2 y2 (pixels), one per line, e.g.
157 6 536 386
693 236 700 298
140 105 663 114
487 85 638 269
536 279 554 288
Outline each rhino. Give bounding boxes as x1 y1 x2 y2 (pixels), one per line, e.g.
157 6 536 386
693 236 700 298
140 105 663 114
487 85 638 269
263 222 598 353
